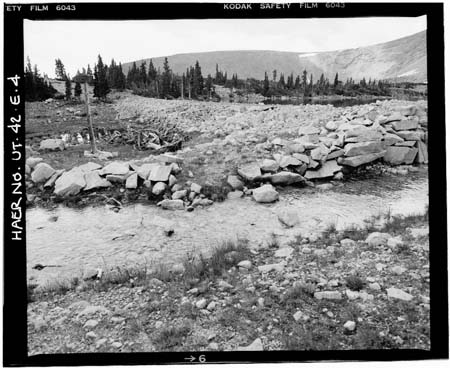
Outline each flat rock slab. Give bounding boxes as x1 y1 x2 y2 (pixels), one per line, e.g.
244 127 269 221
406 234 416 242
149 165 172 182
136 163 159 180
384 147 418 165
383 133 404 146
344 141 385 157
31 163 56 183
338 151 386 167
100 162 130 176
304 160 341 179
396 131 421 141
106 174 129 183
54 169 86 196
298 125 320 136
238 164 261 182
84 171 112 191
156 154 183 164
392 119 419 131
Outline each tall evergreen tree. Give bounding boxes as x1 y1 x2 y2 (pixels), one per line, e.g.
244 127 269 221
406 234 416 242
193 60 204 96
263 71 270 96
334 73 339 88
74 81 82 98
65 75 72 99
93 55 110 100
161 57 171 97
55 59 66 80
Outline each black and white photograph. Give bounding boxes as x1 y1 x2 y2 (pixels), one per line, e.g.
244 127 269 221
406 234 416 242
2 1 448 366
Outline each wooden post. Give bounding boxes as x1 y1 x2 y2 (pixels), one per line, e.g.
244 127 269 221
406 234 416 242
84 81 97 153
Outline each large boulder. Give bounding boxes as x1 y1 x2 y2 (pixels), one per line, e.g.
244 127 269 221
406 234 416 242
54 169 86 196
152 182 167 195
252 184 279 203
270 172 305 186
392 119 419 131
397 105 417 116
304 160 341 179
384 147 418 165
385 112 404 123
39 139 65 151
338 151 386 167
84 171 112 191
149 165 172 182
344 141 385 157
237 164 261 182
100 162 130 176
31 163 56 183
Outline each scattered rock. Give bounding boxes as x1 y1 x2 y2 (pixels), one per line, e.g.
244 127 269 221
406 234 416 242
252 184 279 203
125 172 138 189
314 291 342 300
152 182 167 195
84 171 112 191
386 287 413 301
31 163 56 183
277 209 299 227
260 159 279 173
149 165 172 182
344 320 356 332
270 171 305 185
39 138 65 151
238 164 261 182
274 246 294 258
237 260 252 269
258 261 285 273
83 319 99 329
365 232 391 247
157 199 184 210
100 161 130 176
227 175 244 190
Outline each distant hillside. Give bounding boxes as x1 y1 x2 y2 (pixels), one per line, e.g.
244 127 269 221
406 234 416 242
123 31 427 83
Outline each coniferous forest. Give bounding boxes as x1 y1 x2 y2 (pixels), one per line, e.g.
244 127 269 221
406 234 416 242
25 55 426 102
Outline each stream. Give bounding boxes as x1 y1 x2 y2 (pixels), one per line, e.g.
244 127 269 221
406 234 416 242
27 172 428 286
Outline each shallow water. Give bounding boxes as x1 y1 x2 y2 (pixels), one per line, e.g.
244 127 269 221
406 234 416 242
27 172 428 286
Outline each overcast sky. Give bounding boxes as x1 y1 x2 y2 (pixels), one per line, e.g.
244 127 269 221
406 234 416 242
24 16 427 77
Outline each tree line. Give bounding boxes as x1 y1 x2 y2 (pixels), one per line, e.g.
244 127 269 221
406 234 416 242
25 55 403 102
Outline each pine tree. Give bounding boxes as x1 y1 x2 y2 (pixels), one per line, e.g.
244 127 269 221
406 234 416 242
55 59 66 80
74 81 82 98
334 73 339 88
139 61 147 86
65 75 72 99
86 64 93 85
205 74 213 98
93 55 110 100
263 71 270 96
301 69 308 95
193 61 204 96
161 57 171 97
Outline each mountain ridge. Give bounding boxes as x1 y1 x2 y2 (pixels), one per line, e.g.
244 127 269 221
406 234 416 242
122 30 426 83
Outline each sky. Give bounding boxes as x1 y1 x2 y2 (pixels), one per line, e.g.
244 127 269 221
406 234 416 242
24 16 427 78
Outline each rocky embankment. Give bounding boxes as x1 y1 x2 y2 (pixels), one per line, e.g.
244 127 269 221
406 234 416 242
26 97 428 208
